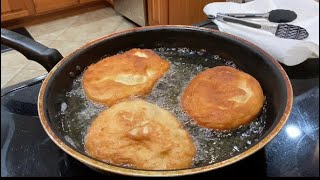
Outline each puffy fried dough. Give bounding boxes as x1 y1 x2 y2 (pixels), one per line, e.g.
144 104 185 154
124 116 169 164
85 100 195 170
82 49 169 106
182 66 264 130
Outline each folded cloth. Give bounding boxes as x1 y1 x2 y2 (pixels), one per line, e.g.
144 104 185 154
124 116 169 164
204 0 319 66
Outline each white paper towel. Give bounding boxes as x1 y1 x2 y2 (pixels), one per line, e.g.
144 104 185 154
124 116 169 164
204 0 319 66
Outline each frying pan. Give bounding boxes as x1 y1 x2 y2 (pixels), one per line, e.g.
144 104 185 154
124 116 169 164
1 26 292 176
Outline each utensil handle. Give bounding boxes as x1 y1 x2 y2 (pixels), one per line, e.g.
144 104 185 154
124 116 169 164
221 13 269 18
216 14 262 29
1 28 63 72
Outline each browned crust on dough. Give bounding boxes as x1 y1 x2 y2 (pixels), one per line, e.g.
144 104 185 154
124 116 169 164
85 99 195 170
182 66 264 130
82 49 170 106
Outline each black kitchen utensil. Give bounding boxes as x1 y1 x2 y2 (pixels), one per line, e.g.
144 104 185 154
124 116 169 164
214 14 309 40
221 9 297 23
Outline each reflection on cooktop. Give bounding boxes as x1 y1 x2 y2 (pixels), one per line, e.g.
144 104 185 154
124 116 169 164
265 87 319 177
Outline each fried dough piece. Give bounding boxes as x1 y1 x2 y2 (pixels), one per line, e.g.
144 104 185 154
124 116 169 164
82 49 169 106
85 100 195 170
182 66 264 130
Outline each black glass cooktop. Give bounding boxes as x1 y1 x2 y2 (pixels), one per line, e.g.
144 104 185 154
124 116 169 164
1 21 319 177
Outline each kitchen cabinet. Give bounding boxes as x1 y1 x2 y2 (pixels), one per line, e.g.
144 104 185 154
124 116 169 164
147 0 224 25
80 0 103 3
106 0 114 5
1 0 107 24
168 0 224 25
1 0 35 21
147 0 169 25
33 0 79 13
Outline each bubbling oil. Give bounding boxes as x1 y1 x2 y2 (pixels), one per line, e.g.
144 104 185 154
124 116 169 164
56 47 267 168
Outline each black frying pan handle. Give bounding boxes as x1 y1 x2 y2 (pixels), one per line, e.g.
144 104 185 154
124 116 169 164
1 28 63 72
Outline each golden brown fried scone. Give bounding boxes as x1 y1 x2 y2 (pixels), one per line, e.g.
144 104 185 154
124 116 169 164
85 99 195 170
182 66 264 130
82 49 170 106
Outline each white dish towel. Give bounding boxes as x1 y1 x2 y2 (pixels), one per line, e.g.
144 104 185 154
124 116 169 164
203 0 319 66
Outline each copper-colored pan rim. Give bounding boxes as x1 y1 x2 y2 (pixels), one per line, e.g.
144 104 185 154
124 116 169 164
38 25 293 177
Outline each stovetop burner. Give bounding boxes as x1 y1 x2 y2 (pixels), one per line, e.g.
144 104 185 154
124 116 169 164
1 21 319 177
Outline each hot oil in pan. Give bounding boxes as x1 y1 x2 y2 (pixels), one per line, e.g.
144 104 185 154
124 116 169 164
56 47 267 168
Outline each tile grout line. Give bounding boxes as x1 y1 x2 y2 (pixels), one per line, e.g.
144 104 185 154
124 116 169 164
54 13 125 45
41 8 124 43
27 13 82 43
4 68 48 88
113 19 125 33
3 68 25 88
23 64 47 71
22 61 47 70
3 8 114 88
51 10 94 42
24 14 83 64
27 7 118 43
51 17 80 42
23 12 91 69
